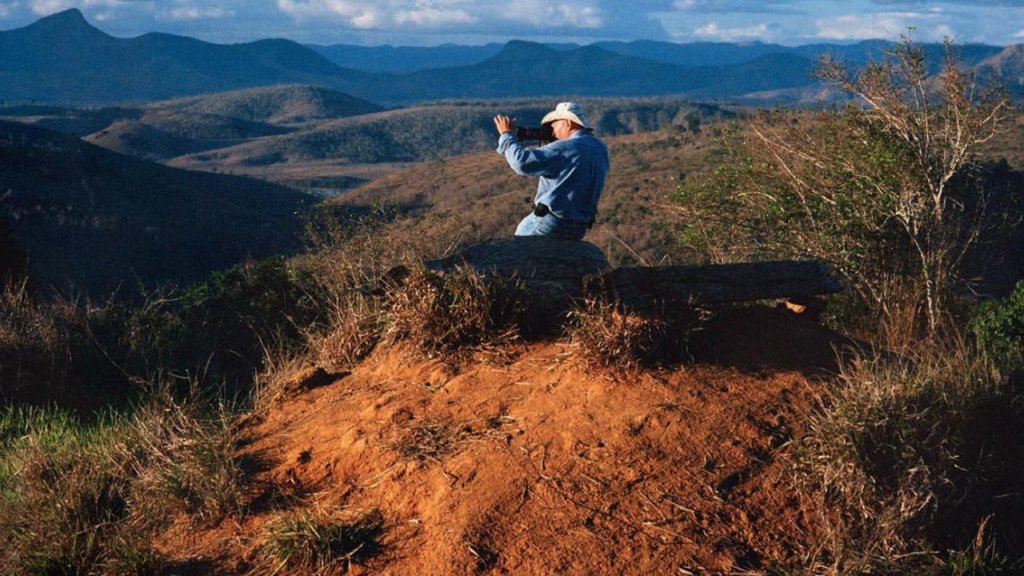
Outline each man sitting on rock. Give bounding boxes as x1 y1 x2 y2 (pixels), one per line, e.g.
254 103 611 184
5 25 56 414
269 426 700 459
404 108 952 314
494 102 609 240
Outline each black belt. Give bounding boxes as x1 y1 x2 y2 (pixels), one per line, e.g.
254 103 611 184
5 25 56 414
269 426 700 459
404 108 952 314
533 203 596 228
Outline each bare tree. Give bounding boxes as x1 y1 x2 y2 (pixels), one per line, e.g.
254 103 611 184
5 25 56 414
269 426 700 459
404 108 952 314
676 37 1010 335
813 37 1010 332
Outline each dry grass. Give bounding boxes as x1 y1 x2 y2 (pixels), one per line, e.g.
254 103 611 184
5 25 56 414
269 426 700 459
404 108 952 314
0 394 242 574
797 335 1024 574
391 418 468 462
568 297 708 370
385 266 527 357
253 508 386 575
307 293 385 373
251 349 313 411
121 395 242 527
302 209 469 370
389 416 508 463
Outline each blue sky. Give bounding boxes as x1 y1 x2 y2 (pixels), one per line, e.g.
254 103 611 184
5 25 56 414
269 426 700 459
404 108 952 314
1 0 1021 46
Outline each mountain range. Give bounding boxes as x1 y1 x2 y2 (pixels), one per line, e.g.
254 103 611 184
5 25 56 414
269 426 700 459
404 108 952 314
2 9 1018 107
310 38 1003 75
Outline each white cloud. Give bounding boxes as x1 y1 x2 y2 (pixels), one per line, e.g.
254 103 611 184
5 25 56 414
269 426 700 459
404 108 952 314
164 6 232 21
0 2 14 18
693 20 769 40
501 0 603 28
275 0 382 28
394 7 475 26
29 0 73 14
394 0 475 26
28 0 136 16
275 0 602 31
815 11 955 42
672 0 793 14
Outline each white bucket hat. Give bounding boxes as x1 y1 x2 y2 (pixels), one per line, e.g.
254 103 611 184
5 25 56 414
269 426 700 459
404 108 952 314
541 101 592 129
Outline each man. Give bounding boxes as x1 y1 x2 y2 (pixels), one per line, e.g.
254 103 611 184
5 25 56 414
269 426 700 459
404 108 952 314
494 102 609 240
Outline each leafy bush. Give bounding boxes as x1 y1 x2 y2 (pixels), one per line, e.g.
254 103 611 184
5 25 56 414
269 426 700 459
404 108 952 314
1 255 327 411
178 257 323 386
973 280 1024 374
0 283 143 410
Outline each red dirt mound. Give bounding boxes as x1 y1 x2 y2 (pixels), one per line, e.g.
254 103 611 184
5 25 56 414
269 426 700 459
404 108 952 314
160 305 850 574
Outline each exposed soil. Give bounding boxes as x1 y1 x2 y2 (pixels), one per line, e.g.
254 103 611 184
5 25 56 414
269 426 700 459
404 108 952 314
159 305 853 574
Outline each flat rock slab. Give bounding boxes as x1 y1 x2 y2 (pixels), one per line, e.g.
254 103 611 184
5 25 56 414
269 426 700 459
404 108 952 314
424 237 611 323
425 237 610 279
418 240 842 326
585 260 843 313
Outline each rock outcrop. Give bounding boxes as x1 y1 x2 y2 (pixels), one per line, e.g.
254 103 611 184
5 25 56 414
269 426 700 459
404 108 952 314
422 238 841 321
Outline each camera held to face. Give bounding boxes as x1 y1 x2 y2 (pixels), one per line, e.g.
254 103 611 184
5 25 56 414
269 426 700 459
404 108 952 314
516 125 554 144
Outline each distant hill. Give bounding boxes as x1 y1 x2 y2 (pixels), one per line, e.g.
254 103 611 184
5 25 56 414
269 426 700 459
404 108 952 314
0 9 373 104
73 85 382 160
83 120 209 160
308 43 505 74
597 40 1001 69
147 84 386 125
370 42 713 101
0 106 144 136
307 38 1004 76
167 98 734 170
978 45 1024 96
0 120 313 296
82 110 292 160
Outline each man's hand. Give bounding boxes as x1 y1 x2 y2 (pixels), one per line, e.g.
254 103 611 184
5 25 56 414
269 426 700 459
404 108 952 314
493 115 516 136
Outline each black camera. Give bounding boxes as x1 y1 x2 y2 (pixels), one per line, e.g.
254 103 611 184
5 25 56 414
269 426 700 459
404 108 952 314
516 125 554 143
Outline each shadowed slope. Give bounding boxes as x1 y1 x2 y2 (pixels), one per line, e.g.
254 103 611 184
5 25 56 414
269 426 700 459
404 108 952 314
0 120 313 296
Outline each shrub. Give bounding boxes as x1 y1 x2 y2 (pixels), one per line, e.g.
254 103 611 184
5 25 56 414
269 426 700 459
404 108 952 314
2 257 323 410
386 266 526 356
178 257 323 387
973 279 1024 374
0 281 75 401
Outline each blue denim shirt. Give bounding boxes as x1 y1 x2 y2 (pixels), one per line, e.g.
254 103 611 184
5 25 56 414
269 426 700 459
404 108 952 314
497 130 609 224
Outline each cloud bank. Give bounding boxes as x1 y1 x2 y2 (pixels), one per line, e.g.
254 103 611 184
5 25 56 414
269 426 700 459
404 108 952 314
0 0 1019 46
